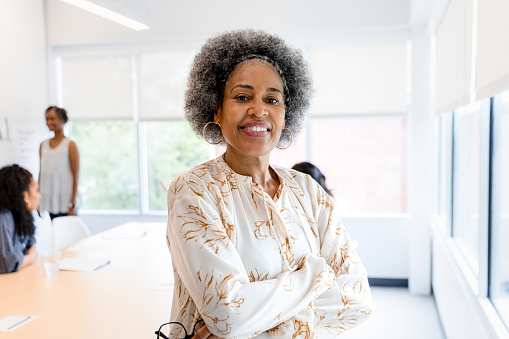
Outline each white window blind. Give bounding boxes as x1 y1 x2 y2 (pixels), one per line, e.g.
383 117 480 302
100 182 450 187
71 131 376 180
136 50 196 120
434 0 473 113
61 55 133 121
475 0 509 100
308 41 408 116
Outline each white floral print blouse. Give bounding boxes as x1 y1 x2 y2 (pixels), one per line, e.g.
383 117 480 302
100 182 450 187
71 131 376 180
166 155 373 339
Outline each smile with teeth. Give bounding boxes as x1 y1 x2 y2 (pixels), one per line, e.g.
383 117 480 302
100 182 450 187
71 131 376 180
242 126 270 132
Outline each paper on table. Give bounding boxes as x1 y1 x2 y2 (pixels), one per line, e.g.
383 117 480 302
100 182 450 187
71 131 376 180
66 241 111 252
59 258 110 271
0 315 38 332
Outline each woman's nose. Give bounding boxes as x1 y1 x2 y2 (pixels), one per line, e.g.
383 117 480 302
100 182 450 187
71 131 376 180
247 98 268 117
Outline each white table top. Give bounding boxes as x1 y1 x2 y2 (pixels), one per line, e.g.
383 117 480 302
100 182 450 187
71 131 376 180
0 222 173 338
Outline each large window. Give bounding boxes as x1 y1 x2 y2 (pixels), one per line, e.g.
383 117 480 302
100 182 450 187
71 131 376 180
441 93 509 328
308 115 407 214
58 40 409 215
274 115 408 214
68 121 210 213
490 90 509 328
452 103 482 277
60 48 201 214
69 115 408 215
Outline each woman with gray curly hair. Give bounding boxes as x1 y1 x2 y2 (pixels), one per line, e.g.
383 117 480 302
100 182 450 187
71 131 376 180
165 29 373 339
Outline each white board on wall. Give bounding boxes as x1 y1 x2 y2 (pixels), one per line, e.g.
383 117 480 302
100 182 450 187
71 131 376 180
0 115 48 177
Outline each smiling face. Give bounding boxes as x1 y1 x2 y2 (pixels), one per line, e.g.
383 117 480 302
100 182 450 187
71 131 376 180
216 59 286 159
45 108 65 132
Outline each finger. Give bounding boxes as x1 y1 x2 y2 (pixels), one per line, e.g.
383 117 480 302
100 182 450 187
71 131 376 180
192 325 212 339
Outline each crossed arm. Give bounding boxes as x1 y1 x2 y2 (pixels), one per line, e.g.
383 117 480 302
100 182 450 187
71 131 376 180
168 190 372 338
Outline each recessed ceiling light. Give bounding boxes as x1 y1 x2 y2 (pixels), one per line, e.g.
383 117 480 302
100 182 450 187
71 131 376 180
61 0 149 31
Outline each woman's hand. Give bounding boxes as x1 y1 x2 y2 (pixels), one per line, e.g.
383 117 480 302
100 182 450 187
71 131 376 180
26 245 39 263
192 325 221 339
68 207 77 216
20 245 38 269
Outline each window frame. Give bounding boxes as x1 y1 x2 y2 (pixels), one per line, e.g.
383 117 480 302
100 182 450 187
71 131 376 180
449 99 491 294
489 91 509 329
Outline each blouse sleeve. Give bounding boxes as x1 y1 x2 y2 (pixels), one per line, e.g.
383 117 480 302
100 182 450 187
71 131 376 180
167 175 336 338
0 212 24 273
312 186 374 336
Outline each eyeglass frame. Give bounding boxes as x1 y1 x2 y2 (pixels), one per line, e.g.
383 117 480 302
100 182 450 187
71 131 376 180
155 319 204 339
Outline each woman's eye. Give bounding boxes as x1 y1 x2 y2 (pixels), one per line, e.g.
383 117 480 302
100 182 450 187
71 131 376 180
235 95 250 101
266 97 279 104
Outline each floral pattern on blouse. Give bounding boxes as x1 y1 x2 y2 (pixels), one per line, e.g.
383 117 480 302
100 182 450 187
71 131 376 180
166 155 373 338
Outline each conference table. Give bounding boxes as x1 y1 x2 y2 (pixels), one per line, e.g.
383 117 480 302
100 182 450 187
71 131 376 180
0 222 173 338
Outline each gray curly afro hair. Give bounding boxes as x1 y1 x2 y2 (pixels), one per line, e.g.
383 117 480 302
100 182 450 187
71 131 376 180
184 29 313 146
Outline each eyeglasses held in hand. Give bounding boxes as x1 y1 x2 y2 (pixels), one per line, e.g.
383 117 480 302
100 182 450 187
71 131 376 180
155 320 203 339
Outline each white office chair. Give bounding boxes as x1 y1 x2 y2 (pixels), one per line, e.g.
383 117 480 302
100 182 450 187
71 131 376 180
52 216 92 250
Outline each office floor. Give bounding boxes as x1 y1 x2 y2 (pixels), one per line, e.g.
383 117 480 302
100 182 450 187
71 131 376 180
340 286 446 338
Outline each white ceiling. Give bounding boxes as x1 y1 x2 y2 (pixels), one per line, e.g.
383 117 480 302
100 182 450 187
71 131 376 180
45 0 435 46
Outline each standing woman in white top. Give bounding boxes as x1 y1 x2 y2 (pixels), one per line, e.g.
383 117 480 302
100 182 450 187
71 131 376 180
39 106 80 219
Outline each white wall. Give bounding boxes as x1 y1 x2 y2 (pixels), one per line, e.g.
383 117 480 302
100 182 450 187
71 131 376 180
346 216 410 279
0 0 49 176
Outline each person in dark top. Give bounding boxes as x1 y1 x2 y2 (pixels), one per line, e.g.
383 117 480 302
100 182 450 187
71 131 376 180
0 164 40 273
292 162 333 197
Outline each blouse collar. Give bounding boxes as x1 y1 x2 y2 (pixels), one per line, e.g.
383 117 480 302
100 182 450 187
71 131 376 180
215 154 286 189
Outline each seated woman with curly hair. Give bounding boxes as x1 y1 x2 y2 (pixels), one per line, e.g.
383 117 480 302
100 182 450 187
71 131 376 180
165 29 373 339
0 165 40 273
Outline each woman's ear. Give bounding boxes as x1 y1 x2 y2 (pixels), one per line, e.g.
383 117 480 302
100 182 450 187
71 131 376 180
23 191 30 205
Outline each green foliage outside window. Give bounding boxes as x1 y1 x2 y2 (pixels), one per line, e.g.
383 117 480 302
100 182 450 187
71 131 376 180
67 120 210 212
145 121 210 211
68 121 139 210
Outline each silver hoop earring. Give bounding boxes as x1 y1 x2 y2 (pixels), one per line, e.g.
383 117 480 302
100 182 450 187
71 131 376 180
276 127 293 150
202 121 224 145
